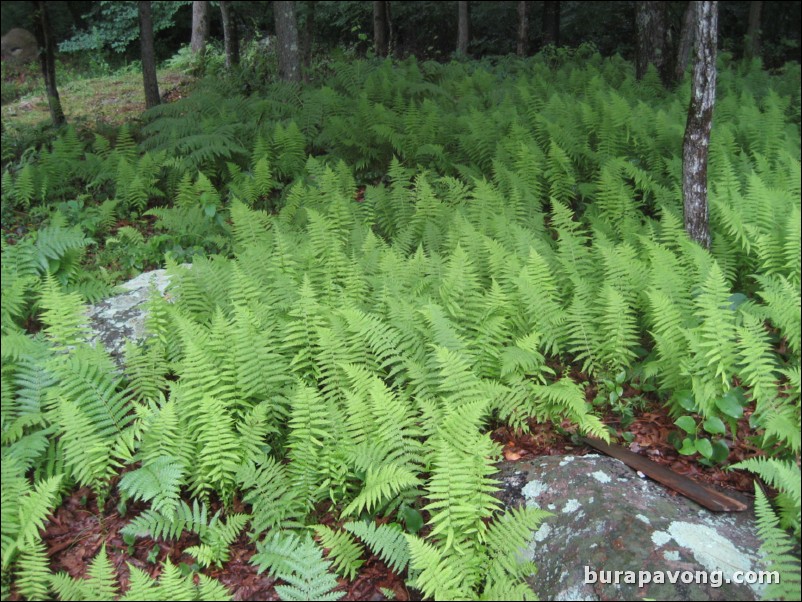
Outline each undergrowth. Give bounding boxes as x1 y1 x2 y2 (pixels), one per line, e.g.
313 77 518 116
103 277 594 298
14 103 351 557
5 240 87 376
2 51 800 600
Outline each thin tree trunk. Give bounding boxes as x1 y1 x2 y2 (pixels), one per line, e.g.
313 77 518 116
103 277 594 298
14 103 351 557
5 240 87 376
138 0 160 109
745 1 762 60
674 1 696 83
386 1 394 55
682 1 717 249
220 1 239 69
517 1 529 57
275 1 301 82
457 1 470 56
32 1 65 126
542 1 560 47
191 1 209 55
636 1 668 81
374 1 388 57
302 0 316 71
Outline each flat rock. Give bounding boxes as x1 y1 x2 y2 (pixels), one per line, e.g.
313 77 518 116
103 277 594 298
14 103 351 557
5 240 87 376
85 269 173 360
498 455 765 601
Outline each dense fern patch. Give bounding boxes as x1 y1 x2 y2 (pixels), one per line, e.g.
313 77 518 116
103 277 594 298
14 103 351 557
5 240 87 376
2 51 800 600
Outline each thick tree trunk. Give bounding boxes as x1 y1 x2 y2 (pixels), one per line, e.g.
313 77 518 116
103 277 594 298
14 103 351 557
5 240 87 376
275 1 301 82
457 1 470 56
542 1 560 47
138 1 160 109
682 1 717 249
220 1 240 69
636 1 668 81
517 1 529 57
32 1 65 126
373 1 389 57
190 1 209 55
745 1 762 60
674 1 696 83
302 0 316 71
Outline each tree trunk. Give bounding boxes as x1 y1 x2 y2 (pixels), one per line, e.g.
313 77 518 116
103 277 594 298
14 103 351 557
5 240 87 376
386 1 394 55
275 1 301 82
636 1 668 81
138 0 160 109
373 1 389 57
745 1 762 60
190 1 209 55
517 1 529 57
302 0 316 72
542 1 560 47
682 1 717 249
220 1 240 69
457 1 470 56
32 1 65 126
674 1 696 83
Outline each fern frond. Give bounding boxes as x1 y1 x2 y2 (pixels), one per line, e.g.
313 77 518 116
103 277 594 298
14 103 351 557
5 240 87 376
344 521 410 574
252 532 344 602
118 456 184 515
342 464 421 518
15 540 51 601
314 525 365 580
237 456 304 536
750 486 801 601
405 536 471 600
531 377 609 442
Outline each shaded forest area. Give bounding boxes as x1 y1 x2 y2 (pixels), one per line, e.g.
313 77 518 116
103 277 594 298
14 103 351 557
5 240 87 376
1 2 801 601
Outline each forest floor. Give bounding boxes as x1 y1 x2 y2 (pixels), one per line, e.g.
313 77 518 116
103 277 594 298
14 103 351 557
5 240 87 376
1 66 192 133
1 61 773 602
14 395 756 602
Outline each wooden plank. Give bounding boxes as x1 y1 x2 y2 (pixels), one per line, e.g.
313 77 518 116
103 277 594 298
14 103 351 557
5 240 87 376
581 437 748 512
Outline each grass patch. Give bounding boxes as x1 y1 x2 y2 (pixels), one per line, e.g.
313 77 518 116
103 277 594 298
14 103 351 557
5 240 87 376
1 67 192 133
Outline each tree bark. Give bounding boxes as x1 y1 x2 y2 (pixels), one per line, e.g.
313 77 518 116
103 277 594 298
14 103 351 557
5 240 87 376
373 1 389 57
542 1 560 47
674 1 696 83
457 1 470 56
190 1 209 55
517 1 529 57
302 0 316 71
682 1 717 249
275 1 301 82
745 1 762 60
220 1 240 69
636 1 668 81
138 1 160 109
32 1 65 126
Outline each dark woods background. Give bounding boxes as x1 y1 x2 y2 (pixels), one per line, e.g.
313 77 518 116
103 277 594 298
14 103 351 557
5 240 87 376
2 1 801 70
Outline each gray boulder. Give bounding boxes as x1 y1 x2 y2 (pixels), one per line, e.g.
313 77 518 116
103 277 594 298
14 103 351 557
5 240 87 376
498 455 765 601
86 269 174 360
1 28 38 65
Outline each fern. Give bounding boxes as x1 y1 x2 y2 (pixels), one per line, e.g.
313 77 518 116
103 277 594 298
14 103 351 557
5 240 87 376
118 456 184 515
342 464 421 518
424 401 501 553
750 485 801 601
15 540 51 601
185 512 250 567
343 521 410 574
531 377 610 442
252 532 344 602
733 458 800 536
314 525 365 580
51 544 118 601
237 456 305 536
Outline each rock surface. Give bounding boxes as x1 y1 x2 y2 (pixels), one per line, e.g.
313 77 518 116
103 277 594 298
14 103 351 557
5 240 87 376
498 455 764 601
86 269 173 360
1 28 38 65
